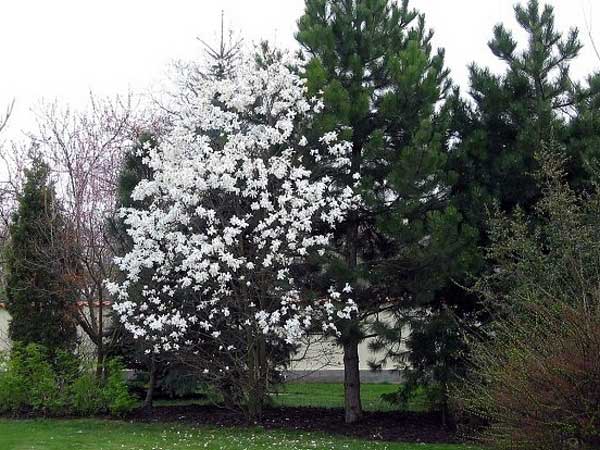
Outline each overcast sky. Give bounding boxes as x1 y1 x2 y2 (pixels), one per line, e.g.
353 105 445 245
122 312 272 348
0 0 598 138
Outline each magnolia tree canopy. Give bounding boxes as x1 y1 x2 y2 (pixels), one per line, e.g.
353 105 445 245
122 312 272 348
108 50 358 400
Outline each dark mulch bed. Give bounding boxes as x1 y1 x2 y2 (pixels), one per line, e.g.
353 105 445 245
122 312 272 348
129 404 457 444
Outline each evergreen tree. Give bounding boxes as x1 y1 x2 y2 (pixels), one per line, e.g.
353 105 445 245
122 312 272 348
108 132 159 409
197 10 243 80
567 72 600 188
456 149 600 449
447 0 600 362
296 0 473 423
174 11 242 89
4 155 78 356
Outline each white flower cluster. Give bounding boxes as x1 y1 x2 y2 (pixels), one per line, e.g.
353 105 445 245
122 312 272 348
108 50 358 355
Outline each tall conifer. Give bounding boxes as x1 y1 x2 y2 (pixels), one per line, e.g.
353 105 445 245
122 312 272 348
296 0 470 423
5 156 78 355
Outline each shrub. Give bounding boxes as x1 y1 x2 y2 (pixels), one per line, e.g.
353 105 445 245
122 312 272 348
22 346 64 414
0 345 137 417
0 344 65 415
103 359 137 416
0 350 28 414
69 372 105 416
458 300 600 449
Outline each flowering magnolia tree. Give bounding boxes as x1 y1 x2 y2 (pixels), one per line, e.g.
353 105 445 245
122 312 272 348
108 49 358 418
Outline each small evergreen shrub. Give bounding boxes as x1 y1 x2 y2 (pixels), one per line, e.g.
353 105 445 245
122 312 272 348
22 346 64 415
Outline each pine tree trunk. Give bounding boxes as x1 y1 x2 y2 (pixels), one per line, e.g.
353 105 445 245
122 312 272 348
343 169 363 423
343 338 362 424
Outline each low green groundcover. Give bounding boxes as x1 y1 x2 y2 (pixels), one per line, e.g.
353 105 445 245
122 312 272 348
0 419 478 450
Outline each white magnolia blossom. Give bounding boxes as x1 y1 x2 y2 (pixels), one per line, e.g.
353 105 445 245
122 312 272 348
108 50 359 359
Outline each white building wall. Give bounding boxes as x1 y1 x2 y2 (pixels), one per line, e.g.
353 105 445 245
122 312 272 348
0 308 10 352
287 311 409 383
0 305 408 383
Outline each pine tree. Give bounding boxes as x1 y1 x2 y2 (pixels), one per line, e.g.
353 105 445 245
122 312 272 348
447 0 600 353
296 0 471 423
450 0 592 223
4 155 78 356
567 72 600 188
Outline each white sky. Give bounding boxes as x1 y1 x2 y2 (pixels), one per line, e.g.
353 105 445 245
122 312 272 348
0 0 598 138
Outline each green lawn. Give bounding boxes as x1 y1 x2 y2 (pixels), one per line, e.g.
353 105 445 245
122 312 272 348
270 382 430 412
156 383 429 411
0 419 476 450
154 382 429 412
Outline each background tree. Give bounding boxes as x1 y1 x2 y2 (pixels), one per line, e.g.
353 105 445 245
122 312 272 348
0 101 12 136
108 18 243 410
197 10 243 81
566 71 600 188
296 0 473 423
0 100 24 240
107 132 163 409
4 155 78 356
170 11 242 101
0 100 16 314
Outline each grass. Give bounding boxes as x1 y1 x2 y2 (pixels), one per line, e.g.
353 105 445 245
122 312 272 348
155 382 430 412
270 382 430 412
0 419 477 450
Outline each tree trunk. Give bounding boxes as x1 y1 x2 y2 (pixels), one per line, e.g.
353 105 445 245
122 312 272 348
143 358 157 411
343 338 362 423
95 349 105 380
246 337 267 422
96 298 105 380
343 161 363 422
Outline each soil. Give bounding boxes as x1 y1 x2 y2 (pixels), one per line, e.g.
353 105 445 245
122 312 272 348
129 405 458 444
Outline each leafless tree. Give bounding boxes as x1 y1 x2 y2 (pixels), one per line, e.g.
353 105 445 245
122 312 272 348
27 92 156 376
582 0 600 64
0 100 13 135
0 100 23 235
0 100 21 303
